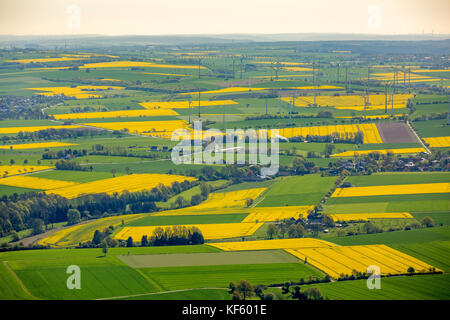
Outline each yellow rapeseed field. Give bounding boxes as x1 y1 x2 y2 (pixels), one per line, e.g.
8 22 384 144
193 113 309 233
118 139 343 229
0 165 53 177
0 125 82 134
179 87 268 95
282 94 413 111
255 61 312 66
76 61 206 69
139 100 238 109
370 71 441 83
285 245 438 278
115 223 263 241
83 120 190 139
48 173 197 199
153 188 267 216
38 213 145 247
0 175 78 190
411 69 450 73
6 57 88 64
190 188 266 210
424 136 450 148
272 123 382 144
0 142 77 150
289 85 344 90
254 75 312 78
336 114 404 120
328 212 413 222
241 206 314 223
331 182 450 198
53 109 179 120
28 85 124 99
141 72 191 77
282 67 313 72
100 78 122 82
208 238 337 251
331 148 427 157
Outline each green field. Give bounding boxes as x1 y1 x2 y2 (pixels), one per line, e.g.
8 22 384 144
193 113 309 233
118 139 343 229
118 250 299 268
256 174 336 207
345 172 450 187
138 263 324 291
301 274 450 300
126 213 248 227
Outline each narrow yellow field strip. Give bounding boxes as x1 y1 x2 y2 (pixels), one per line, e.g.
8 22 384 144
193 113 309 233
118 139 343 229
139 100 238 109
328 212 413 222
0 125 82 134
331 183 450 198
331 148 427 157
0 142 77 150
115 223 263 241
241 206 314 222
53 109 179 120
207 238 337 251
0 165 54 177
0 175 79 190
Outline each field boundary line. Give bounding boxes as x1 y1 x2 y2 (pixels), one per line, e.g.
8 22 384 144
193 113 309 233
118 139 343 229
406 120 431 154
3 261 40 300
95 287 228 300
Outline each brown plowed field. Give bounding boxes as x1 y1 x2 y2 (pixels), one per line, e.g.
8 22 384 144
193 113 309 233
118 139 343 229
377 122 419 143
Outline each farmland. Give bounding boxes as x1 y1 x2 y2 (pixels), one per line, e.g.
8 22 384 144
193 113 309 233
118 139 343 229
0 32 448 303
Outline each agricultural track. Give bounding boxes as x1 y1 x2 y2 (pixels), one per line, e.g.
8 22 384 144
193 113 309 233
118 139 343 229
95 287 228 300
3 261 39 300
406 120 431 154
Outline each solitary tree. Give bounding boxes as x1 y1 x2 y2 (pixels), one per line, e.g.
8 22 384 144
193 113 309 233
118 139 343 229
101 240 108 256
421 216 434 228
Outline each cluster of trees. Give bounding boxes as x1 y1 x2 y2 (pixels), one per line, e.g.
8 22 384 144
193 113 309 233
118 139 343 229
279 156 318 175
229 280 270 300
266 218 306 239
281 282 325 300
55 159 87 171
89 144 167 160
42 149 88 160
170 182 213 209
334 216 437 238
228 279 326 300
0 94 61 120
324 149 449 176
244 110 334 121
0 179 196 238
289 131 364 145
168 164 261 183
138 225 204 247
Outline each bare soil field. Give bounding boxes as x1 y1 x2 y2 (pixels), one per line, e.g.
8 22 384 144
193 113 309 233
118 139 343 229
377 122 419 143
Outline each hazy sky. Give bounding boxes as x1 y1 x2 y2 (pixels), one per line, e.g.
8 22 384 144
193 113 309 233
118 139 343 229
1 0 449 36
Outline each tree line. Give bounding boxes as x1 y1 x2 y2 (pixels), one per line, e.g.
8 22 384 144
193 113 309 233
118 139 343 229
0 179 197 239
